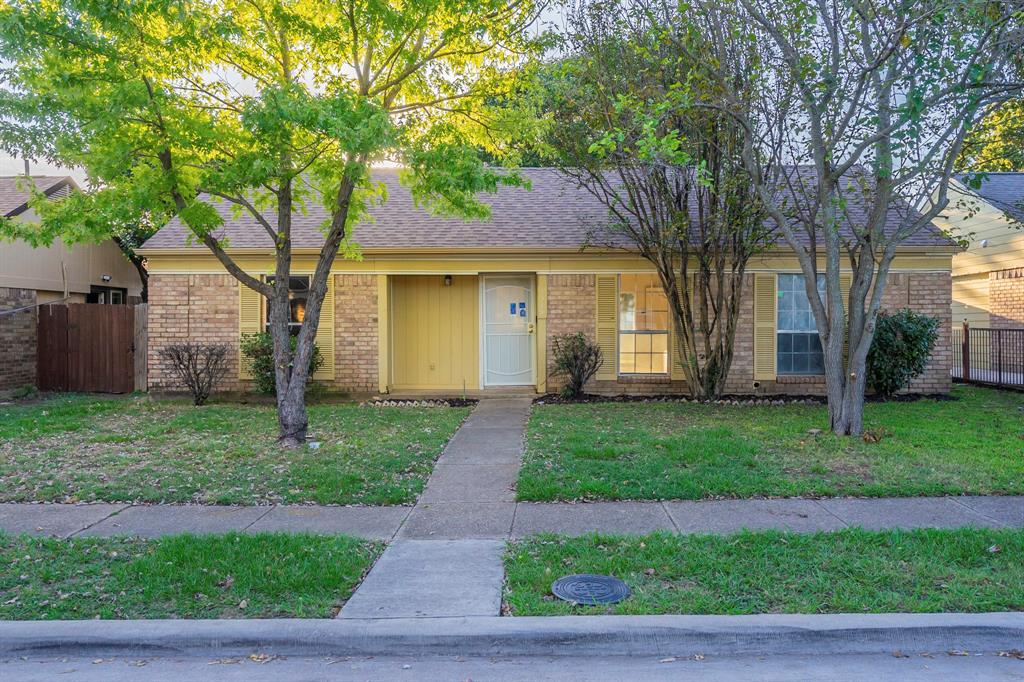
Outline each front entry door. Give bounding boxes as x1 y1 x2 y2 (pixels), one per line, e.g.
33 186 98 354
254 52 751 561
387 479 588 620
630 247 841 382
482 276 534 386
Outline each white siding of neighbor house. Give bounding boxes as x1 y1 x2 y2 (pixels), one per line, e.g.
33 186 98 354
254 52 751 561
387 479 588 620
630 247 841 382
932 181 1024 278
0 208 142 299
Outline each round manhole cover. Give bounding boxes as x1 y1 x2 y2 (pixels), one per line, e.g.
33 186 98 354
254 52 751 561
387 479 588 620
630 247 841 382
551 574 631 605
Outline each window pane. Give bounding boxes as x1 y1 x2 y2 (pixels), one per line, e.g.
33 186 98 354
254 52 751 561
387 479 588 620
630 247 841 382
777 351 792 374
619 293 637 331
635 353 652 374
619 275 668 333
651 352 667 374
618 275 670 375
619 351 635 374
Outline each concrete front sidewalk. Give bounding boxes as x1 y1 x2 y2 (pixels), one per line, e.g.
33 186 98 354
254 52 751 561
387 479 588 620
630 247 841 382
2 494 1020 540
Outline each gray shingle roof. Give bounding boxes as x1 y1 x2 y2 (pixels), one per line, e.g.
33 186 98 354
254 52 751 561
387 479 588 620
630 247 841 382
954 172 1024 223
0 175 75 218
141 167 954 252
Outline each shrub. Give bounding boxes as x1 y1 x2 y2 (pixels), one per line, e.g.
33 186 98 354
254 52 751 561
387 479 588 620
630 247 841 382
240 332 323 395
550 332 603 399
158 343 230 406
866 308 940 399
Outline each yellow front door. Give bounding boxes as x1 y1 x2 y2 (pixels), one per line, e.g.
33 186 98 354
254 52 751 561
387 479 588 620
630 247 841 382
390 275 480 391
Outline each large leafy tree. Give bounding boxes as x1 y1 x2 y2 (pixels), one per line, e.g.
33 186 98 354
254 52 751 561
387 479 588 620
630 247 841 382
699 0 1024 435
530 1 771 399
958 99 1024 171
0 0 544 445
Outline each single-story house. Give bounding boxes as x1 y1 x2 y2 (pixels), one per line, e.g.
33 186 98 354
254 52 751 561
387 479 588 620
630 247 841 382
138 168 955 397
0 175 144 396
931 172 1024 330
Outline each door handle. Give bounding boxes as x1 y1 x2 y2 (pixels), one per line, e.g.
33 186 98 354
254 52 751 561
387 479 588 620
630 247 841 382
528 323 535 334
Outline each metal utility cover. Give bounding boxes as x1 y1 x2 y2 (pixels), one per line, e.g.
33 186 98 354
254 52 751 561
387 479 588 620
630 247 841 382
551 574 631 605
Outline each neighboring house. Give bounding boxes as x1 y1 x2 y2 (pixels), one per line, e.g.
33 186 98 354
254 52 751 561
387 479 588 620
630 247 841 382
138 168 956 397
930 173 1024 329
0 175 144 396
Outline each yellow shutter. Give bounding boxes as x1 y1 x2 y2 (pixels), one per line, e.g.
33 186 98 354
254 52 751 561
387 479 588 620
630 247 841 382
753 273 777 381
670 274 692 381
595 274 618 380
238 283 263 380
839 273 852 360
313 274 336 381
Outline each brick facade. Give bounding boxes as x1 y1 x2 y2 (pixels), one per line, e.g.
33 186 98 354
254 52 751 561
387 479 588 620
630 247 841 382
544 271 951 396
990 267 1024 329
334 274 379 392
148 273 379 394
148 274 244 392
0 287 36 396
146 268 952 397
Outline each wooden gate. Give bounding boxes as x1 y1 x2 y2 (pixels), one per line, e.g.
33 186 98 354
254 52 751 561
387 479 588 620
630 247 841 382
37 304 137 393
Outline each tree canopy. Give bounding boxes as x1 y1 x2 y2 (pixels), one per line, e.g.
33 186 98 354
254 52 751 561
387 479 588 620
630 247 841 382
0 0 547 443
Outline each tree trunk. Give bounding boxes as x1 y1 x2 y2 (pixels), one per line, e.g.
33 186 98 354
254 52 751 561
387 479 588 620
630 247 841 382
276 378 309 447
112 235 149 302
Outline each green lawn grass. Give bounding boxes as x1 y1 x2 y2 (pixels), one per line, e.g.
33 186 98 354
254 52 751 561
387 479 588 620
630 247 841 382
0 531 380 619
518 386 1024 501
504 529 1024 616
0 395 469 505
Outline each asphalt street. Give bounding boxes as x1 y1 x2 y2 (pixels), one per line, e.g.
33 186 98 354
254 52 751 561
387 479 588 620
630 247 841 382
3 651 1023 681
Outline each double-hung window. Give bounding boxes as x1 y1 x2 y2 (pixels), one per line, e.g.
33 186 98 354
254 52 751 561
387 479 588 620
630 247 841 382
265 276 309 336
618 274 669 374
776 273 826 375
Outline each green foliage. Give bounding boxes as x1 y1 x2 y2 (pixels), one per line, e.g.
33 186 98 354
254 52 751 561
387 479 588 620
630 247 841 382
240 332 323 395
550 332 603 399
867 309 941 399
958 99 1024 172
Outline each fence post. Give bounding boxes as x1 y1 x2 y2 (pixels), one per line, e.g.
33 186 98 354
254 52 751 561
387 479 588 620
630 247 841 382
996 328 1003 388
961 321 970 383
134 304 149 392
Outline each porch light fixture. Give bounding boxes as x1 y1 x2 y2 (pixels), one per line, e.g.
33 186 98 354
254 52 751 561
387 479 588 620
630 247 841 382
443 275 453 287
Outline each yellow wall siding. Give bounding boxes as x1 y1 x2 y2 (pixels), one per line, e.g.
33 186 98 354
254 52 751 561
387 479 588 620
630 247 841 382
952 273 991 327
142 252 955 277
390 275 479 390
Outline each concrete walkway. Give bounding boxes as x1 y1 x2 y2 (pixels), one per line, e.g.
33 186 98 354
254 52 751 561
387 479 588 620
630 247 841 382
337 397 532 619
2 494 1021 540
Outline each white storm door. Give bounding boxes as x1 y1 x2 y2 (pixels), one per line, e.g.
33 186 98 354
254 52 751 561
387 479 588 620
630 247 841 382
482 276 534 386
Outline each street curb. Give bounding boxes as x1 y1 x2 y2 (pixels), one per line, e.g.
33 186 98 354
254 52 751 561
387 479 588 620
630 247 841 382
1 613 1022 658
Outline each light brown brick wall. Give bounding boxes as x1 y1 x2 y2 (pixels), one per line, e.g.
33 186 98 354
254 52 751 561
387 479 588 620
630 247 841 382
545 271 952 396
877 272 952 394
0 287 37 395
148 273 379 394
148 273 245 392
334 274 379 392
990 268 1024 329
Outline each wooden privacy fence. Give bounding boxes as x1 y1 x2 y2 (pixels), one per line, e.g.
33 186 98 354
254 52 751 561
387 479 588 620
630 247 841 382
952 322 1024 390
37 303 148 393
